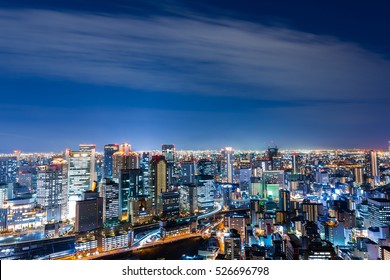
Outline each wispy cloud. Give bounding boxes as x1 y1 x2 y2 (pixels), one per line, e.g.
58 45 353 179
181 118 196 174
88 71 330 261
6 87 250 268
0 8 389 103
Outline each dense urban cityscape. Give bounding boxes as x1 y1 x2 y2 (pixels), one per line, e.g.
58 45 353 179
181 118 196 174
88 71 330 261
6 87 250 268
0 142 389 260
1 0 390 269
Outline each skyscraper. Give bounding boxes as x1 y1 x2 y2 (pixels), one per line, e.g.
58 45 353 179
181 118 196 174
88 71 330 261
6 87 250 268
292 153 298 174
112 143 139 179
103 144 119 179
162 144 175 185
0 157 18 184
181 160 195 185
140 152 150 194
66 145 97 219
102 179 119 222
197 158 213 176
150 155 167 212
368 198 390 227
36 165 65 223
75 190 103 233
301 200 323 222
119 169 143 221
369 150 379 183
196 175 214 211
279 189 291 212
353 166 364 185
250 199 261 226
51 158 68 220
224 229 242 260
268 146 281 170
221 147 234 183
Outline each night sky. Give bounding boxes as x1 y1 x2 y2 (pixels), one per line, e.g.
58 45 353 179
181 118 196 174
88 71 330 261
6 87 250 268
0 0 389 152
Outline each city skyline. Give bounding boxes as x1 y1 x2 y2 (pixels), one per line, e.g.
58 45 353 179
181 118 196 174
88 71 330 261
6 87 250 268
0 0 389 152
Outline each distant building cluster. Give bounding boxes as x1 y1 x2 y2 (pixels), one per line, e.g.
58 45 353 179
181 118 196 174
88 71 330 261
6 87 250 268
0 143 390 260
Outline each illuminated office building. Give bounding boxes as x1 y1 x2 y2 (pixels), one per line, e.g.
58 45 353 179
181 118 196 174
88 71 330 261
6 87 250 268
112 143 139 179
301 200 323 222
103 144 119 179
162 144 175 185
102 179 119 222
368 198 390 227
150 155 168 211
159 191 180 218
119 169 143 221
267 146 280 170
279 189 291 212
128 195 153 225
66 145 97 219
75 190 103 233
221 147 234 183
369 150 379 185
224 229 242 260
188 184 198 214
0 157 18 184
36 165 65 223
353 166 364 185
181 160 196 185
140 152 150 194
196 175 214 211
197 159 213 176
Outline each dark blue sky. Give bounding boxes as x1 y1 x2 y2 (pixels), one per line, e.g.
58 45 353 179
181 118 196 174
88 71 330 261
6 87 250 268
0 0 389 152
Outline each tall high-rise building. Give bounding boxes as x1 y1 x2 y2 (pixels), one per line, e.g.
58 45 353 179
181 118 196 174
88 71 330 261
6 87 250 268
197 159 213 176
119 169 143 221
36 165 65 223
279 189 291 212
224 229 242 260
159 191 180 218
181 161 196 185
150 155 167 212
103 144 119 179
52 158 68 220
301 200 323 222
162 144 175 185
268 146 281 170
0 157 18 184
102 179 119 222
250 199 261 226
0 184 8 208
196 175 214 211
140 152 150 195
353 166 364 185
369 150 379 181
75 190 103 233
112 143 139 179
66 145 97 219
292 153 298 174
221 147 234 183
368 198 390 227
188 184 198 214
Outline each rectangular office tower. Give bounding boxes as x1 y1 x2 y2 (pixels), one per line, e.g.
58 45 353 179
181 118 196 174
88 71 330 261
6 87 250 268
103 144 119 179
102 179 119 222
36 164 66 223
66 145 97 219
162 144 175 185
75 191 103 233
119 169 143 221
181 160 196 185
150 155 168 212
368 198 390 227
0 156 18 184
221 147 234 183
